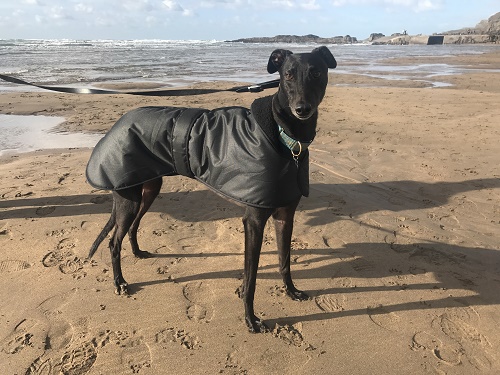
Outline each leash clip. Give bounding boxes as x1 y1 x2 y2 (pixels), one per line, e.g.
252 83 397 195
247 85 263 93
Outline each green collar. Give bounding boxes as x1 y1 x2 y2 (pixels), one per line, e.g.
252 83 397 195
277 124 312 158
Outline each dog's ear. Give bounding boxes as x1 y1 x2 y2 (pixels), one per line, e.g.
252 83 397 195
312 46 337 69
267 49 293 74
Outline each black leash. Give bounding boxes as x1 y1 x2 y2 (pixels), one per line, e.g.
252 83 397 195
0 73 280 96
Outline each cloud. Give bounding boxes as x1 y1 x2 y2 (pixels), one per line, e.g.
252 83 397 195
199 0 245 8
332 0 443 12
74 3 93 13
48 5 74 20
301 0 321 10
197 0 320 11
275 0 320 10
122 0 154 12
22 0 44 5
162 0 193 16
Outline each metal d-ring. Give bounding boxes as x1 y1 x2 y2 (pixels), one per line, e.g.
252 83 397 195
291 141 302 166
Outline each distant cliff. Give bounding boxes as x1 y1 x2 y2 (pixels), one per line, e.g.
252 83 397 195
442 11 500 39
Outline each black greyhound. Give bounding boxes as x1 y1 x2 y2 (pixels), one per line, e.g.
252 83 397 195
86 47 337 333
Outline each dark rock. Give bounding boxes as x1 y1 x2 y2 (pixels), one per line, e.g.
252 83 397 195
368 33 385 42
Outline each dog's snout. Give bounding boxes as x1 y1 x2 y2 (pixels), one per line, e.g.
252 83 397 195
295 102 312 118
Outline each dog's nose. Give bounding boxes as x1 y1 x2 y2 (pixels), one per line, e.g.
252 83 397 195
295 102 312 118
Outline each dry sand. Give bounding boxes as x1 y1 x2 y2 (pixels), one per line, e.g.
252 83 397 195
1 51 500 374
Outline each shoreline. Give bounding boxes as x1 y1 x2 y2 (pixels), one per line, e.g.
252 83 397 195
1 51 500 374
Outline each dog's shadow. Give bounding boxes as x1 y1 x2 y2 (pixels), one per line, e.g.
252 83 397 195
3 177 500 323
131 239 500 324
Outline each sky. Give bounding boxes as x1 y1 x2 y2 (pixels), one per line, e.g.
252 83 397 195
0 0 498 41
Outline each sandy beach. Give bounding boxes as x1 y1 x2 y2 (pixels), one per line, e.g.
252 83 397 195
1 50 500 374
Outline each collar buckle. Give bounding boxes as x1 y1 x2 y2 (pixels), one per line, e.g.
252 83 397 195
277 125 312 161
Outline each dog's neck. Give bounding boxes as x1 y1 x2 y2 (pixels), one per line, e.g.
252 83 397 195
250 94 316 158
272 89 317 143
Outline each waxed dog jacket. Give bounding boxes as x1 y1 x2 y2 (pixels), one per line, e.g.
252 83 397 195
86 95 309 208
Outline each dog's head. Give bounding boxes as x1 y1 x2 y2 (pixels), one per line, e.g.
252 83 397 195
267 46 336 120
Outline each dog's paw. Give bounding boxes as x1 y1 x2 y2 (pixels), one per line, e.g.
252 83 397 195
286 287 309 301
114 283 129 296
245 316 268 334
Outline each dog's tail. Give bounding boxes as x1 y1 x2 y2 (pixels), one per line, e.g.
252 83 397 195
88 204 116 259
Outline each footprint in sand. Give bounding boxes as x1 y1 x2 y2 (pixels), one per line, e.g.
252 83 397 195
58 257 84 277
117 334 152 374
44 317 74 351
228 338 312 374
103 329 154 371
0 259 31 273
271 323 305 347
411 331 462 366
366 304 407 333
315 295 346 313
42 239 75 268
59 340 98 375
221 349 249 374
16 289 83 374
25 356 54 375
37 289 79 351
0 319 41 355
42 239 86 279
182 282 214 323
27 339 98 375
2 289 78 356
411 302 494 372
431 305 493 370
155 328 202 350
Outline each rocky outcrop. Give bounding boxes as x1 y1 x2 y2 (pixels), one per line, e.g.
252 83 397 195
440 11 500 43
483 12 500 42
227 34 357 44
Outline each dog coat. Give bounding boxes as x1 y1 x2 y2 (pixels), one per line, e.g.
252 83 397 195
86 95 309 208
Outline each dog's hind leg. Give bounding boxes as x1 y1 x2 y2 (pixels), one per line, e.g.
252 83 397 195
273 199 309 301
88 199 116 259
128 178 163 258
110 185 142 295
242 206 273 333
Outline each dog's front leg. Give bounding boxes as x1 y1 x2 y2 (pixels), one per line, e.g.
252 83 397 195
242 206 272 333
273 199 309 301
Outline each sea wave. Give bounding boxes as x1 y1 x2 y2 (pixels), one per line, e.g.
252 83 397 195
1 40 499 91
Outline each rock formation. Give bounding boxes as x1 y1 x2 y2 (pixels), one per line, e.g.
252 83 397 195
226 12 499 45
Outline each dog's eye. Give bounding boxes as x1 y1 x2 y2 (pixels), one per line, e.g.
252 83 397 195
311 71 321 79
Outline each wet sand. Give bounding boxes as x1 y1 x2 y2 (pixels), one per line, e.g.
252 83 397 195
1 50 500 374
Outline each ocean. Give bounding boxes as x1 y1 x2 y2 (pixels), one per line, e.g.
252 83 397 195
0 39 499 154
1 39 500 90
